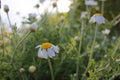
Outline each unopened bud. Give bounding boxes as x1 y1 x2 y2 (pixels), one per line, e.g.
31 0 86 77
30 22 38 32
4 5 9 13
52 2 57 8
28 65 36 73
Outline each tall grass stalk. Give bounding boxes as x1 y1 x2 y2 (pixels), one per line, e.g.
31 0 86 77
83 24 98 76
11 31 31 68
101 0 105 14
76 19 85 80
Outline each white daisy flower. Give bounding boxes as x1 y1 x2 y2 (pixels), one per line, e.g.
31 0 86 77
80 11 88 19
102 29 110 35
36 42 59 59
89 13 106 24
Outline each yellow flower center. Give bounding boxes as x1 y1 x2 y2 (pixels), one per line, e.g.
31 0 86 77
94 13 103 16
41 42 52 49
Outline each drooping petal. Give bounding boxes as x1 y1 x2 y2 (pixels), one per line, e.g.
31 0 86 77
41 49 48 59
52 45 59 53
48 48 55 58
35 45 40 48
38 48 47 59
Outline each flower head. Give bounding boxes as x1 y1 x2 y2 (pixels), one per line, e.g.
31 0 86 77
102 29 110 35
35 4 40 8
52 2 57 8
89 13 106 24
28 65 36 73
4 5 9 13
80 11 88 19
36 42 59 59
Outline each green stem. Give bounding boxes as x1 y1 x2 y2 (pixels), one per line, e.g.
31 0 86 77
101 1 104 14
48 58 54 80
76 20 84 80
83 24 98 76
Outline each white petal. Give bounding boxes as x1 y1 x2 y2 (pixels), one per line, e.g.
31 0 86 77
35 45 40 48
52 45 59 53
41 49 48 59
48 48 55 58
38 48 45 59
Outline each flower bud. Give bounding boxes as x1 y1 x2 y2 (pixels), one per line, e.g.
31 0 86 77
4 5 9 13
30 22 38 32
74 36 80 42
28 65 36 73
52 2 57 8
35 4 40 8
19 68 25 73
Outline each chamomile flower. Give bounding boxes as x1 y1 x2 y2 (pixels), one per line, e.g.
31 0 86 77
36 42 59 59
89 13 106 24
102 29 110 35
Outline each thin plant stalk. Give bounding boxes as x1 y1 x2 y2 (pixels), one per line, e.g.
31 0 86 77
83 24 98 76
6 13 12 28
76 19 84 80
11 31 31 58
101 0 105 14
48 58 54 80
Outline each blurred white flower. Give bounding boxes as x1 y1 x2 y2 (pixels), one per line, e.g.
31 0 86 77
80 11 88 19
94 44 100 49
89 13 106 24
28 65 36 73
36 42 59 59
85 0 98 6
30 22 38 32
102 29 110 35
112 36 116 40
39 0 46 3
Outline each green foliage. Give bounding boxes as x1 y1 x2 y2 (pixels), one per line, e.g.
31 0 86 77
0 1 120 80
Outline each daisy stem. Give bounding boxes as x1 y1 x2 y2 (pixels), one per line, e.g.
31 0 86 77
83 24 98 76
76 19 84 80
48 58 54 80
